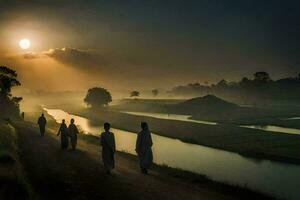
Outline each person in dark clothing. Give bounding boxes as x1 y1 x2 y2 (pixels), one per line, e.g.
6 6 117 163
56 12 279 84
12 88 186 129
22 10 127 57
37 113 47 137
100 123 116 174
136 122 153 175
68 118 79 150
21 112 25 120
57 119 69 150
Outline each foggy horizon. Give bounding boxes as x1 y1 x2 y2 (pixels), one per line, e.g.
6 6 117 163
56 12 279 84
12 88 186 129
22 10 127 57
1 0 299 92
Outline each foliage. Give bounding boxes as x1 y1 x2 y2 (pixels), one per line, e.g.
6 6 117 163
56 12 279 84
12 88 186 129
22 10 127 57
151 89 159 97
0 66 22 119
253 71 271 82
84 87 112 107
130 91 140 98
0 66 21 95
170 71 300 103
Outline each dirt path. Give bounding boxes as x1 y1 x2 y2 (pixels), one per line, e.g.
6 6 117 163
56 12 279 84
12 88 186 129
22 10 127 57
15 121 272 200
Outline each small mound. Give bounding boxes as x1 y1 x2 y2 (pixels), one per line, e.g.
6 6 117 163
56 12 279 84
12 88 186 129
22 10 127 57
178 95 237 112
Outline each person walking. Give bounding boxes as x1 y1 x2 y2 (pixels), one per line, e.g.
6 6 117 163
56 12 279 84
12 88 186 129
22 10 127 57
100 123 116 174
135 122 153 174
57 119 69 150
68 118 79 150
37 113 47 137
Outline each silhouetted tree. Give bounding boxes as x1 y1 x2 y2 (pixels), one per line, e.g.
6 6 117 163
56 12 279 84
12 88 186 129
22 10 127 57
0 66 21 95
84 87 112 108
169 71 300 103
216 79 228 87
12 97 23 106
130 91 140 98
0 66 22 119
254 71 271 82
151 89 159 97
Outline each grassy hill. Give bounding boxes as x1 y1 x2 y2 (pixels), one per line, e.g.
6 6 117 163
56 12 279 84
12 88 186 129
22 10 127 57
0 119 30 199
111 95 238 115
176 95 238 114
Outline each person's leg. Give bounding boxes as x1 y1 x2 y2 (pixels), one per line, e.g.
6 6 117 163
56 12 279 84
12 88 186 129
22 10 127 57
61 137 65 150
106 168 111 174
70 136 75 150
141 167 148 174
39 126 44 136
73 140 77 150
140 164 147 174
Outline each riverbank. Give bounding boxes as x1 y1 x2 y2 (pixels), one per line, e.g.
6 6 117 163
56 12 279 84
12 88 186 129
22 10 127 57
15 109 275 200
53 104 300 165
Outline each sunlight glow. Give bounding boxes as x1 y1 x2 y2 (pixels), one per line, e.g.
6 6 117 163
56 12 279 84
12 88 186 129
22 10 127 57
19 39 31 49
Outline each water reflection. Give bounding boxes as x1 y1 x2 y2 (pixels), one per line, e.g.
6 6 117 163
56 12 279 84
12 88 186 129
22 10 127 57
285 117 300 120
241 125 300 135
121 111 300 136
121 111 218 125
45 108 300 200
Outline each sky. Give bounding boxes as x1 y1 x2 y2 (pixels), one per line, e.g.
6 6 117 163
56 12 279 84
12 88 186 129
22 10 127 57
0 0 299 93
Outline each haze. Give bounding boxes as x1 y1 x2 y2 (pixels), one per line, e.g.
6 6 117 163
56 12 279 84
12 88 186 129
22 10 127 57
1 0 299 94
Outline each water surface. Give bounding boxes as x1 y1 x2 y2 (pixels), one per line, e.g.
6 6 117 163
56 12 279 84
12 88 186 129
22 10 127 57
122 111 300 136
241 125 300 135
121 111 218 125
285 117 300 120
45 108 300 200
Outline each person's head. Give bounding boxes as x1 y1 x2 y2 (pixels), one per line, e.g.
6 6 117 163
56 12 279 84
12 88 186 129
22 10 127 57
104 122 110 131
41 113 44 117
62 119 65 124
141 122 148 130
71 118 75 124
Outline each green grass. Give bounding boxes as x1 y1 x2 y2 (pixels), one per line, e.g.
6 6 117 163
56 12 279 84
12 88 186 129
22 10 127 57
0 119 32 199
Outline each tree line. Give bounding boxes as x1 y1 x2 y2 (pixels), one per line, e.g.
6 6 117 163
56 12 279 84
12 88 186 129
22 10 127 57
170 72 300 103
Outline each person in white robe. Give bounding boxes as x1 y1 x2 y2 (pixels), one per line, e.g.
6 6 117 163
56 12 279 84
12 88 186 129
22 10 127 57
100 123 116 174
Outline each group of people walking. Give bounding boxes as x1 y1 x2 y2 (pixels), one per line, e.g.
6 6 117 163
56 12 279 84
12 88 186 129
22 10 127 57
37 113 153 175
57 118 79 150
37 114 79 150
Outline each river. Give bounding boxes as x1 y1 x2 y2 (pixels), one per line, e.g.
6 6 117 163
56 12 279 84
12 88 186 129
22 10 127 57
241 125 300 135
44 108 300 200
122 111 300 135
121 111 218 125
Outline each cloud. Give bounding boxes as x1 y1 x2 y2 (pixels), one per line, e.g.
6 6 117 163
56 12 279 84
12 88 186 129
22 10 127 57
23 52 42 59
44 47 108 71
21 47 114 74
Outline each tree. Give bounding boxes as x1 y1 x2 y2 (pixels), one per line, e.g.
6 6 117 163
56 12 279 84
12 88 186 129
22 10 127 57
0 66 21 95
84 87 112 108
216 79 228 88
254 71 271 82
0 66 22 119
151 89 159 97
130 91 140 98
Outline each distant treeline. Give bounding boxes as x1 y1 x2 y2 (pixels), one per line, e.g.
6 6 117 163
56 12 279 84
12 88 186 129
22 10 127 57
170 72 300 104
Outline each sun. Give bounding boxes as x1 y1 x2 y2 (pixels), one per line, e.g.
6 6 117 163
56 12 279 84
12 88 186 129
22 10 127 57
19 39 31 50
